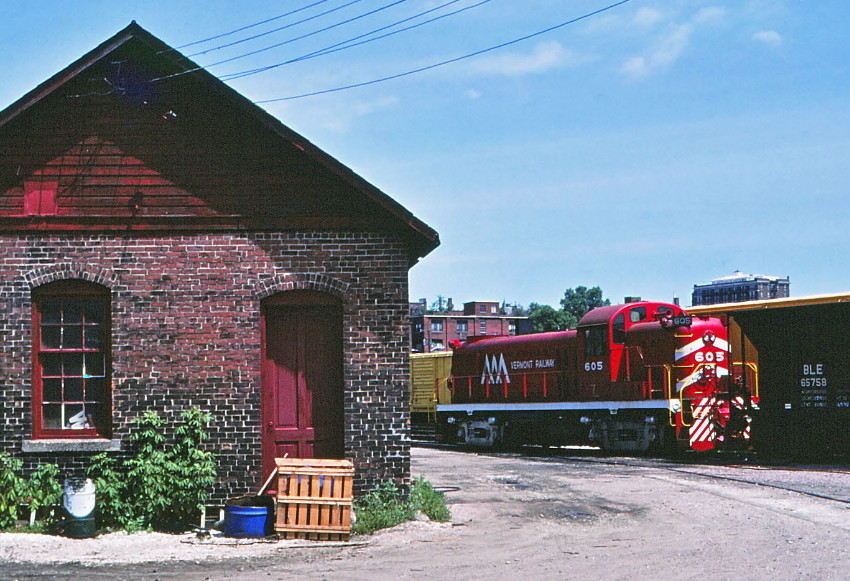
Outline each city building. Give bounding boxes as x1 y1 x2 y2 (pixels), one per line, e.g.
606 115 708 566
410 299 530 352
691 271 790 306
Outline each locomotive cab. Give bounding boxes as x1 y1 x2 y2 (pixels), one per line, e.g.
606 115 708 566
575 302 692 451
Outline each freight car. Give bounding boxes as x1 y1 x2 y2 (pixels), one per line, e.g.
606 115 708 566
437 301 759 453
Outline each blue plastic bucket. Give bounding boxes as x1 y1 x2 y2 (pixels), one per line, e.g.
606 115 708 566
224 496 274 538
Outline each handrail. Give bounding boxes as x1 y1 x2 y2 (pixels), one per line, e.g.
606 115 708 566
733 361 759 398
446 370 568 400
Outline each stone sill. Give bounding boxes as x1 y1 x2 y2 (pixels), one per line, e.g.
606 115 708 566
21 439 121 453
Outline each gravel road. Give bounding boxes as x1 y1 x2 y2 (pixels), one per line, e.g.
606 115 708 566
2 446 848 580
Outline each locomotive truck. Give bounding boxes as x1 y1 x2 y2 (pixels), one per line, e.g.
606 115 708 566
437 301 759 453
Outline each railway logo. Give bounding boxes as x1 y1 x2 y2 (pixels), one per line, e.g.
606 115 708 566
481 353 510 385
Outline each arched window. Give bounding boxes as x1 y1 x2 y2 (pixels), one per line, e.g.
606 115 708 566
32 280 111 439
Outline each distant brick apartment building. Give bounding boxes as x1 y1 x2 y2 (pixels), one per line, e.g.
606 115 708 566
409 299 530 352
692 271 790 306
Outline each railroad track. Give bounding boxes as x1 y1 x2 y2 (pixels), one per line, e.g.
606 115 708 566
415 442 850 504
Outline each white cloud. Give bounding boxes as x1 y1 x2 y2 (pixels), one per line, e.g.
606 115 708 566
694 6 725 23
293 95 400 134
753 30 782 46
469 41 592 77
620 23 693 79
464 89 482 100
353 95 399 116
619 5 725 81
620 56 648 79
633 7 663 28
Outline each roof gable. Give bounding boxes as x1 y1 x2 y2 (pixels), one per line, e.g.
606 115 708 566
0 22 438 263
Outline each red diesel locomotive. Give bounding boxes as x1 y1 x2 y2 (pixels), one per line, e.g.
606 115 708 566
437 301 758 453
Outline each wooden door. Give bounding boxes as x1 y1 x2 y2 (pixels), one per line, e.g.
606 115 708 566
261 292 344 485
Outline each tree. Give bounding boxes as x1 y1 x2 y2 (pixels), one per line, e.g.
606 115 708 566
560 286 610 325
429 295 450 313
528 303 571 332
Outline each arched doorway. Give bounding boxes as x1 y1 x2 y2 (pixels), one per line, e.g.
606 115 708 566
261 290 344 482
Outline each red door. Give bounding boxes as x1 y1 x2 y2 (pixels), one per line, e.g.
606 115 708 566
261 292 344 485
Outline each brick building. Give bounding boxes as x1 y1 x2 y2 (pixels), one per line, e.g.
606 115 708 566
692 271 790 306
409 299 529 352
0 23 438 499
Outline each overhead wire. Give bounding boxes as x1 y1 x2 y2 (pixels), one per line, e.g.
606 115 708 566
151 0 414 82
163 0 336 52
219 0 488 82
185 0 369 57
252 0 635 103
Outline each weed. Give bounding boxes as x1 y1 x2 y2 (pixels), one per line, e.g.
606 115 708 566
352 477 450 535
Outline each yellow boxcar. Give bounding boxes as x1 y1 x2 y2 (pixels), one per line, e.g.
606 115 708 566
410 351 453 423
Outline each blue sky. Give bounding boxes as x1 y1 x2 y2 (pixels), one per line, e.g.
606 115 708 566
2 1 848 308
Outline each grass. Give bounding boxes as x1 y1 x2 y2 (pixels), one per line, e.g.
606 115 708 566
352 476 451 535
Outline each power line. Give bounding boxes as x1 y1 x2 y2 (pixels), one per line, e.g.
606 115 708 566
164 0 336 52
253 0 634 103
220 0 489 82
152 0 414 82
185 0 369 58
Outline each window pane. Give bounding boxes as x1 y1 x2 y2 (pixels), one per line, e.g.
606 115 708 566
86 378 107 402
41 326 61 349
84 353 105 377
87 404 106 431
65 404 88 429
64 353 84 376
41 353 62 376
64 302 83 324
85 325 103 349
43 404 62 429
630 307 646 323
63 325 83 349
41 301 61 324
65 377 84 402
84 301 104 322
42 378 62 402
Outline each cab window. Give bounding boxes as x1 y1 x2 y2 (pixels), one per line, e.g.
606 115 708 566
656 305 674 318
612 313 626 345
629 306 646 323
584 327 607 357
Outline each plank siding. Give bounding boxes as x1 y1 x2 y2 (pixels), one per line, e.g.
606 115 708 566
0 61 390 228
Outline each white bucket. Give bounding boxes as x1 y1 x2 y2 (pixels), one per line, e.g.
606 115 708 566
63 478 96 518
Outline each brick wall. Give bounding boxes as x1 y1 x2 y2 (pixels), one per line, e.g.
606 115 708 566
0 231 411 500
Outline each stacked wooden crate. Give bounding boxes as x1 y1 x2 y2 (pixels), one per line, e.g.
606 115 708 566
274 458 354 540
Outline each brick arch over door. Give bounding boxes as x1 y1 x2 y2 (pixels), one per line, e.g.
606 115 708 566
260 289 345 485
256 273 349 301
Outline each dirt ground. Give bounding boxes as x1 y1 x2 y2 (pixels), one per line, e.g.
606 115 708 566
2 446 849 580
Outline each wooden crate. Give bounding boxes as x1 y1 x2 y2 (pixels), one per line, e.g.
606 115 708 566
274 458 354 541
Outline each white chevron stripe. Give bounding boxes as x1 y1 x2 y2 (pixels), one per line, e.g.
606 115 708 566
675 337 729 361
676 365 729 392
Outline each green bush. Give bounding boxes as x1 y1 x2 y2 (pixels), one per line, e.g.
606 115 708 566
410 476 451 523
0 454 27 530
352 481 414 535
0 453 62 531
87 408 216 532
352 477 450 535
